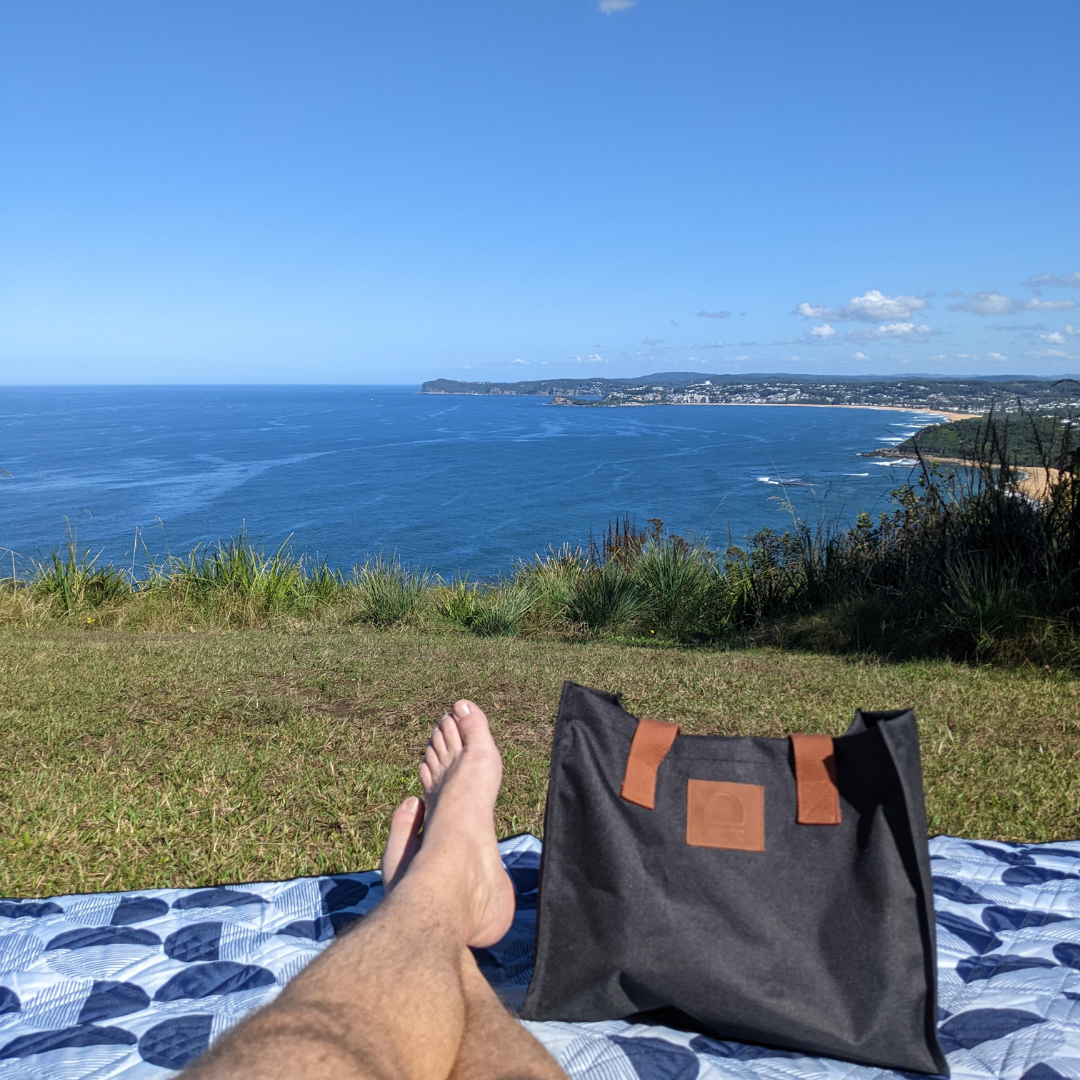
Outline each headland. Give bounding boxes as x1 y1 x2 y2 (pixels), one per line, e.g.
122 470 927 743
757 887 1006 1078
423 372 1080 417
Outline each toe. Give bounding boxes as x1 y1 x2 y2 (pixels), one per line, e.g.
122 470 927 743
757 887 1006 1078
441 714 463 755
430 724 449 762
453 700 492 745
380 796 426 890
423 744 441 785
419 760 433 792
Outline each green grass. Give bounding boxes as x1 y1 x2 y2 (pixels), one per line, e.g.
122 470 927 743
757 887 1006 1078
2 624 1078 900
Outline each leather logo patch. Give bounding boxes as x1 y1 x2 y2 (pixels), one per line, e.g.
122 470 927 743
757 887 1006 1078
686 780 765 851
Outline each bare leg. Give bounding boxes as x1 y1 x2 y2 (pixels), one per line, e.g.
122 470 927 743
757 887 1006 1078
183 701 563 1080
447 957 566 1080
380 773 564 1080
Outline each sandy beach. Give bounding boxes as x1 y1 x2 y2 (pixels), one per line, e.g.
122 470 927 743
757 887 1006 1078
906 453 1060 500
686 402 980 422
561 400 981 422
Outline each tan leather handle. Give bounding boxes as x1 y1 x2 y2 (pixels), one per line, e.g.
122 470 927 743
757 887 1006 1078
620 718 680 809
790 733 841 825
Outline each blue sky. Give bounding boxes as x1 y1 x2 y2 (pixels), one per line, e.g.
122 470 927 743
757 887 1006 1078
1 0 1078 385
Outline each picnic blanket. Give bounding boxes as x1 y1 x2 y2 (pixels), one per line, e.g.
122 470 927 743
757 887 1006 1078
1 835 1079 1079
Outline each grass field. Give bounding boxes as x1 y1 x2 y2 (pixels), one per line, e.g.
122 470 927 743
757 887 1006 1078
3 625 1079 900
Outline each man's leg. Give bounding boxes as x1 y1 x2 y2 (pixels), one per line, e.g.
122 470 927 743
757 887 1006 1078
183 701 564 1080
446 955 565 1080
382 797 564 1080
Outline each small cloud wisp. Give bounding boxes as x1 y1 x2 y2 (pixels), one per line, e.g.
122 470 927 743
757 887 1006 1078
1023 271 1080 295
948 292 1076 316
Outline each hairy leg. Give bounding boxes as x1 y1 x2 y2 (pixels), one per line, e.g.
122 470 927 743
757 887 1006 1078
183 701 563 1080
448 954 566 1080
381 734 565 1080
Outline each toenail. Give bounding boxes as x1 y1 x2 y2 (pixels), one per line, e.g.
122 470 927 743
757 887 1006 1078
403 796 419 811
456 701 471 715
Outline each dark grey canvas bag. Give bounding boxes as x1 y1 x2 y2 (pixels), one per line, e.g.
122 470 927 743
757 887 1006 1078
520 682 947 1075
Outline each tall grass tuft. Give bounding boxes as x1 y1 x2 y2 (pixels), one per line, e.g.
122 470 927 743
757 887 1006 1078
563 564 643 632
468 584 537 636
32 535 130 614
165 531 305 616
434 577 481 629
350 556 430 627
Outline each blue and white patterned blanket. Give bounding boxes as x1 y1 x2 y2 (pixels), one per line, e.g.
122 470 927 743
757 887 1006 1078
2 835 1079 1079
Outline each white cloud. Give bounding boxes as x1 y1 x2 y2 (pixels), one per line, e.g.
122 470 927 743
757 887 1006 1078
794 290 928 324
804 321 937 344
987 353 1008 362
1042 332 1067 345
598 0 635 12
948 291 1076 315
1023 271 1080 294
696 310 731 319
690 341 725 349
852 352 871 361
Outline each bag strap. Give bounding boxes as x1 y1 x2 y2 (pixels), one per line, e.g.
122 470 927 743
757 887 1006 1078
790 733 842 825
620 717 680 809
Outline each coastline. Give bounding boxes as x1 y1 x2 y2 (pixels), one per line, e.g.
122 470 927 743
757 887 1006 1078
883 452 1059 500
552 399 980 422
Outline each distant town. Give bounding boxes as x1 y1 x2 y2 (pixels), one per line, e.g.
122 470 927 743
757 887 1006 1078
422 373 1080 416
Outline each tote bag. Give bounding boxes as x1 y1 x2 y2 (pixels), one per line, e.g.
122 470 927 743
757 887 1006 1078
520 682 947 1075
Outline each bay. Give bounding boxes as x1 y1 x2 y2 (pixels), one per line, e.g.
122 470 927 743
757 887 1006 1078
0 385 939 579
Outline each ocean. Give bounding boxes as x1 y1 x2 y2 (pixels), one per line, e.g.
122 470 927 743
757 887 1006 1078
0 385 938 579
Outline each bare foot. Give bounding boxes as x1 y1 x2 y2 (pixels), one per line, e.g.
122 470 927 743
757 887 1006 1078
380 795 425 892
390 700 515 949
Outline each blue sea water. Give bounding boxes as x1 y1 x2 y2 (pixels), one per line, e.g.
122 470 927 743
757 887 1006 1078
0 385 942 579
